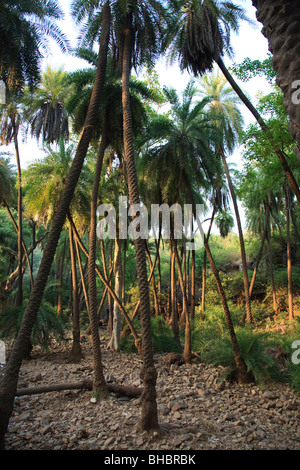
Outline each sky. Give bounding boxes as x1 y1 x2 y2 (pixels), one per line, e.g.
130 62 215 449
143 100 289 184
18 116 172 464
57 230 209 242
4 0 273 234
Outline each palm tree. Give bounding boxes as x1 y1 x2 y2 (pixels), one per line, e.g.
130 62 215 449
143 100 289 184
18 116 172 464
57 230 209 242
252 1 300 165
198 70 253 324
23 66 72 145
166 0 300 204
0 2 111 449
0 0 69 93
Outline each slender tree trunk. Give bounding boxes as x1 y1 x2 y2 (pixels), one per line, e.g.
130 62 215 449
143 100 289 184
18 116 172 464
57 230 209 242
171 236 191 364
13 128 23 306
145 242 159 317
69 224 83 363
220 147 252 324
190 244 195 321
107 237 122 351
217 57 300 205
75 237 89 316
285 185 294 322
266 216 278 316
0 3 111 449
57 236 66 316
3 199 34 291
249 204 270 298
169 240 180 343
185 181 250 383
88 133 108 396
121 15 158 432
201 207 215 319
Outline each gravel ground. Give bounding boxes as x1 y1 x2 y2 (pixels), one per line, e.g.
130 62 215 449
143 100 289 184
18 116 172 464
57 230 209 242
3 335 300 452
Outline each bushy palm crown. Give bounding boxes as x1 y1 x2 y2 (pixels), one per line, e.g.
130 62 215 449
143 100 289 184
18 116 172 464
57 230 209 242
0 0 69 92
138 80 222 207
197 69 244 152
71 0 169 71
167 0 250 76
23 66 72 145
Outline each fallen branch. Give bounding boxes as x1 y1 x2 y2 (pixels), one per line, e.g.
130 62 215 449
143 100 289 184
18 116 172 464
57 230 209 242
16 380 143 398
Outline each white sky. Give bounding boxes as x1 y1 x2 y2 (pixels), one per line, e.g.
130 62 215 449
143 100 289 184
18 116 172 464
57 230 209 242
5 0 273 234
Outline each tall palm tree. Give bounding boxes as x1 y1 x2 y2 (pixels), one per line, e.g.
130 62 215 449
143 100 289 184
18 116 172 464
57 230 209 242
0 0 111 448
252 1 300 164
166 0 300 204
198 70 253 324
115 0 169 432
0 0 69 93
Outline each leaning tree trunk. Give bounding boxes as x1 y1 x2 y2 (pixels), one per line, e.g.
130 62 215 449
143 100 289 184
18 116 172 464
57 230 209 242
68 224 83 363
285 185 294 322
249 204 270 299
201 206 215 319
107 237 123 351
13 125 23 307
219 147 252 324
184 179 251 384
217 57 300 206
88 133 109 397
252 0 300 164
0 2 111 450
121 15 158 432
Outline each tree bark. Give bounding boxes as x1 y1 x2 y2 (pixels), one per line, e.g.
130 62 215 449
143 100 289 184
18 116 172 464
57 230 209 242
219 147 252 324
0 2 111 449
121 15 158 432
107 237 122 351
285 185 294 322
68 224 83 363
16 381 142 398
249 204 270 299
13 127 23 306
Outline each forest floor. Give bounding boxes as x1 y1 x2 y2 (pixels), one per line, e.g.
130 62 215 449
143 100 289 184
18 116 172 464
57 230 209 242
3 331 300 452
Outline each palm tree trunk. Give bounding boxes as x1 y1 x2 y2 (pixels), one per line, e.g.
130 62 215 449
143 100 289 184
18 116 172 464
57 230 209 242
266 215 278 316
217 57 300 205
88 133 108 396
219 147 252 324
185 180 250 383
13 128 23 306
107 237 122 351
121 14 158 432
57 236 66 316
252 1 300 161
249 204 270 299
171 236 191 364
201 207 215 319
285 185 294 322
69 224 83 363
0 3 111 449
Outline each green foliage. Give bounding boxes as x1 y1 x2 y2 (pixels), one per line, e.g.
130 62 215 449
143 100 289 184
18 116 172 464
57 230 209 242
0 299 66 350
119 315 181 354
200 327 285 386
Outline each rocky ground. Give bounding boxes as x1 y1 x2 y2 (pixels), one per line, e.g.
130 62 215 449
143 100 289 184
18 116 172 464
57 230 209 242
3 334 300 452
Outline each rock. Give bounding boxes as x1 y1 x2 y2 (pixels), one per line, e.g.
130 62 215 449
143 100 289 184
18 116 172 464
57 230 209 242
158 404 170 415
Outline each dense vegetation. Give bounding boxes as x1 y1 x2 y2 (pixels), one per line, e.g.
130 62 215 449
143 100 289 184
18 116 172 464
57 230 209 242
0 0 300 450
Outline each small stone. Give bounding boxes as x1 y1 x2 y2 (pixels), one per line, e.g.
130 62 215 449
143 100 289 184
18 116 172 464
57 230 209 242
174 412 181 420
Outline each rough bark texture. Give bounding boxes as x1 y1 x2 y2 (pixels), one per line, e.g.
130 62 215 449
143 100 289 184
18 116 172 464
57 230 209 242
252 1 300 162
0 2 111 449
121 17 158 432
220 147 252 324
88 133 109 396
